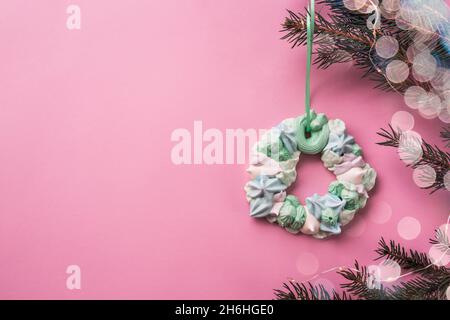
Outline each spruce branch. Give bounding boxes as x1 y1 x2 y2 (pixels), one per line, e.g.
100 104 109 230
375 238 448 277
274 280 350 300
281 0 450 93
387 230 450 300
338 261 390 300
376 125 402 148
275 233 450 300
377 125 450 193
388 274 450 300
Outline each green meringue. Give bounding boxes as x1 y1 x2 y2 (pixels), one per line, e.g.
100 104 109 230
286 206 307 234
351 143 362 156
341 189 360 211
321 207 339 227
277 196 306 233
328 181 345 198
296 111 330 155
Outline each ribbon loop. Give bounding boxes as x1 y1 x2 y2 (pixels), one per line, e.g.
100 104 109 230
305 0 315 133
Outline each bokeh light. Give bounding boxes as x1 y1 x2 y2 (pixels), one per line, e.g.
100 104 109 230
296 252 319 276
412 51 437 83
376 36 399 59
418 92 441 119
412 165 436 188
343 0 368 11
381 0 400 13
366 259 402 289
429 244 450 267
398 130 423 165
428 224 450 267
386 60 410 83
431 68 450 92
397 216 421 240
404 86 427 110
378 259 402 282
390 110 415 131
380 6 397 20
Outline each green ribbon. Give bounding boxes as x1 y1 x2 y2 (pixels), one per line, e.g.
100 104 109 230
304 0 315 133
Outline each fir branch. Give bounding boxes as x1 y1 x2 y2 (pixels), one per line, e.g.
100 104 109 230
377 125 450 193
389 274 450 300
281 9 376 71
375 238 448 277
281 9 373 48
274 280 350 300
338 261 390 300
275 234 450 300
281 1 450 93
376 125 402 148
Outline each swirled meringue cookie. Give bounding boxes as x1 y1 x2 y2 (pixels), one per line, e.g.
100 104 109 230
244 112 377 239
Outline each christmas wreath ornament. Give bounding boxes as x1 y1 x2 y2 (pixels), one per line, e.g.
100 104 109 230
245 113 377 239
244 0 377 239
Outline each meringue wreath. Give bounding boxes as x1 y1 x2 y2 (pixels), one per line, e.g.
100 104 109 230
244 111 377 239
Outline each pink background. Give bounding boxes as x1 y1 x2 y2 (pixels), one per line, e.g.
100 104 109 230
0 0 448 299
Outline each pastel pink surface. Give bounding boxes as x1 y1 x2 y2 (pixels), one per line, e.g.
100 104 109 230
0 0 448 299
